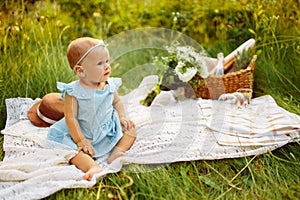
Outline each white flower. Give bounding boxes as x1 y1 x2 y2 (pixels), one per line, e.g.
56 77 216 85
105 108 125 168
166 45 176 54
198 64 209 78
175 64 198 82
158 43 209 81
176 61 185 69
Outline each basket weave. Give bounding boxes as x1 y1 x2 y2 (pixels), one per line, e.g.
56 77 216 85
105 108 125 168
185 55 257 99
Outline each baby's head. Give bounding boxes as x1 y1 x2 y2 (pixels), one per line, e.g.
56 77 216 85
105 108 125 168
66 37 107 70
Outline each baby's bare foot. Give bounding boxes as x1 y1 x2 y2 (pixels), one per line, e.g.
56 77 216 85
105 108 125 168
83 165 102 181
107 151 126 164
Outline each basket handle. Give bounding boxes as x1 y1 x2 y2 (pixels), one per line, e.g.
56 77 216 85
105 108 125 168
224 56 235 72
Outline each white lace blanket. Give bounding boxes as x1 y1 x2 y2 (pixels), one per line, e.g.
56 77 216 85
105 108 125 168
1 76 299 200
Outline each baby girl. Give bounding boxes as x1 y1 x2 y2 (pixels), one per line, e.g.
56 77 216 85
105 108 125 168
48 37 136 181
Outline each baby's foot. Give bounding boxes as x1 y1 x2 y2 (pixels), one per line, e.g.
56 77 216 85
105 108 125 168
107 151 126 164
83 165 102 181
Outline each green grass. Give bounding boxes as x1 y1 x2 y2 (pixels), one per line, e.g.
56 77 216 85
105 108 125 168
45 144 300 199
1 0 300 199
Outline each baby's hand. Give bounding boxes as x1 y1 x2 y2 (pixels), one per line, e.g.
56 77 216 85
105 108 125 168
120 118 135 131
77 138 95 157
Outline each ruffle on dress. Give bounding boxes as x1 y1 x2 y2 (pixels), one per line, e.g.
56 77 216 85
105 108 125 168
57 78 122 99
57 82 74 99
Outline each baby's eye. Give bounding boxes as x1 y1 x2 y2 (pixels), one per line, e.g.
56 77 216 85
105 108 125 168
97 61 103 65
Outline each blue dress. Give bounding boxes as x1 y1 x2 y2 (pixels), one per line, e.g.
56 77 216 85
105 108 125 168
47 78 123 158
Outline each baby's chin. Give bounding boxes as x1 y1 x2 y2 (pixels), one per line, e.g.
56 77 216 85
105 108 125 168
97 77 109 84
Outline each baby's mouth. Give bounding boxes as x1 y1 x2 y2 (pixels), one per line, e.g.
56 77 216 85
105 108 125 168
104 71 110 76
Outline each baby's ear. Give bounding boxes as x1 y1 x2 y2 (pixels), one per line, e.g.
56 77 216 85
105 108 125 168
74 65 86 77
73 65 80 72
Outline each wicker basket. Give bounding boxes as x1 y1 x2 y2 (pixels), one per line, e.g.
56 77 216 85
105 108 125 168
185 55 257 99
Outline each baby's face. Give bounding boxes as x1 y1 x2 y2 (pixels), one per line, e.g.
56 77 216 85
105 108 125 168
81 46 111 83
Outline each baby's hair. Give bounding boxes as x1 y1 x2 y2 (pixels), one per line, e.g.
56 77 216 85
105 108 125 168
66 37 107 70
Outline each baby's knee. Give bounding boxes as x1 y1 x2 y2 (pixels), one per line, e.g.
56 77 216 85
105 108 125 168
115 129 136 152
125 126 136 137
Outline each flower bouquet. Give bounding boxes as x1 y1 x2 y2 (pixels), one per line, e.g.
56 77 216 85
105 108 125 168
140 39 257 106
140 42 209 106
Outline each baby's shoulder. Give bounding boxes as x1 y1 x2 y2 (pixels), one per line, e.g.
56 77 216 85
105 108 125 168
56 81 79 98
57 81 78 90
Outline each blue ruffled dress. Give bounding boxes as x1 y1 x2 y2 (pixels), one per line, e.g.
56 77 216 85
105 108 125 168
47 78 123 158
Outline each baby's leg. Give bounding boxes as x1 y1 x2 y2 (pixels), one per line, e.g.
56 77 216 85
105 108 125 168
106 147 126 164
70 152 102 181
107 127 136 164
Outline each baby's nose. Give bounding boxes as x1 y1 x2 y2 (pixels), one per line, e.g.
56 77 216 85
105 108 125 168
104 63 110 69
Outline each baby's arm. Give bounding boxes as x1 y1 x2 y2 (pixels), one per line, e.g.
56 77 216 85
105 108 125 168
112 93 135 131
64 93 95 157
